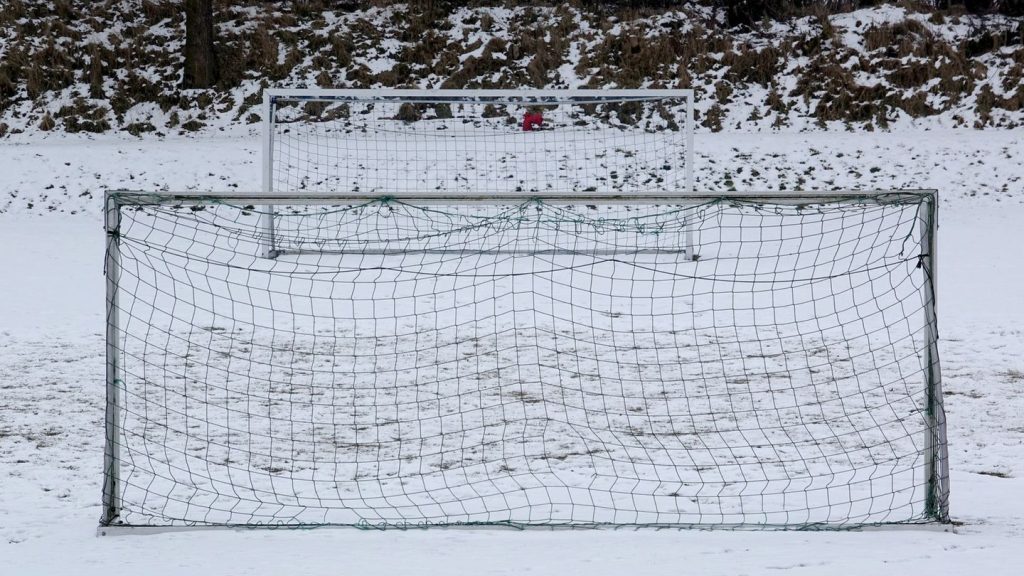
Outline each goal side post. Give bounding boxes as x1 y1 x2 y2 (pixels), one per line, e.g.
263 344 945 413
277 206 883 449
101 191 122 526
260 90 277 259
684 92 696 259
919 191 949 522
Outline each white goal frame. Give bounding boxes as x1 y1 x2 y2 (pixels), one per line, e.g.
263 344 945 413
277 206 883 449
260 88 696 259
100 188 949 531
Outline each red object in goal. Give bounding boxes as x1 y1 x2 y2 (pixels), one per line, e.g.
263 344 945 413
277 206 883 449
522 111 544 131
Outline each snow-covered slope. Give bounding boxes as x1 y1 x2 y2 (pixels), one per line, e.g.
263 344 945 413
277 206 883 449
1 1 1023 139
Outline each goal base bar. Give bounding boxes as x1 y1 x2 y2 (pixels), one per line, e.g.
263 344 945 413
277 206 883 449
272 248 695 256
98 520 955 537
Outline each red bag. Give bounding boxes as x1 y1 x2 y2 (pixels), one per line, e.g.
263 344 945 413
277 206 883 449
522 111 544 131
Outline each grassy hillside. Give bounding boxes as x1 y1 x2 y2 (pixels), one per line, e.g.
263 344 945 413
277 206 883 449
0 0 1022 137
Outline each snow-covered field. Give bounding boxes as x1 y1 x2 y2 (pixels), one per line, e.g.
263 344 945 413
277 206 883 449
2 129 1023 574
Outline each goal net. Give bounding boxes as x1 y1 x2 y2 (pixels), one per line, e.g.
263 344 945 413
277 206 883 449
102 190 948 529
261 89 695 257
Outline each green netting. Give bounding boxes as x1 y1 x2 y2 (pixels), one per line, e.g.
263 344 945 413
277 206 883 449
102 194 946 528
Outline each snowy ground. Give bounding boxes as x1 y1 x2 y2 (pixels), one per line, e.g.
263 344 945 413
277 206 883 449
1 129 1023 574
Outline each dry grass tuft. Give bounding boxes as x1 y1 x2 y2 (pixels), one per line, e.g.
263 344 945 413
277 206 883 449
141 0 176 25
394 102 421 122
56 98 110 133
864 18 930 55
724 45 783 86
38 112 55 131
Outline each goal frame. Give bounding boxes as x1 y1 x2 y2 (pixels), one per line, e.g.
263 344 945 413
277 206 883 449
259 88 697 259
100 188 948 530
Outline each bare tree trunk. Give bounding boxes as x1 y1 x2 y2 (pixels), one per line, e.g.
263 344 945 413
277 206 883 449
183 0 218 88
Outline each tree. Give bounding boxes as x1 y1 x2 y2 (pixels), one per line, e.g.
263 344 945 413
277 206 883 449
183 0 218 88
963 0 995 12
718 1 811 28
717 1 874 28
935 0 1024 14
1000 0 1024 16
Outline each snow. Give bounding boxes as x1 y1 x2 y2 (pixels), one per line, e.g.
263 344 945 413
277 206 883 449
1 129 1023 573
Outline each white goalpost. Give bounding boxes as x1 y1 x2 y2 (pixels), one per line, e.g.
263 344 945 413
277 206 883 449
259 89 696 259
101 187 948 530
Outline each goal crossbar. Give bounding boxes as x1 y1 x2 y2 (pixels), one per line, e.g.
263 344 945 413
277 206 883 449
109 190 933 207
264 87 695 102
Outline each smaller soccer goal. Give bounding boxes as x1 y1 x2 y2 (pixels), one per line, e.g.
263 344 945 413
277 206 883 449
260 89 696 258
101 189 948 530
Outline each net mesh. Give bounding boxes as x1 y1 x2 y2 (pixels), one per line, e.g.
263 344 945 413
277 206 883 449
267 93 693 255
270 94 690 196
104 194 943 528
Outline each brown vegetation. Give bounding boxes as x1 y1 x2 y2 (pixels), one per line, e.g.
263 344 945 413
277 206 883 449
0 1 1022 134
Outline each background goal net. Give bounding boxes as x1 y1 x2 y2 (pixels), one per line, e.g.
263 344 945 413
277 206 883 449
102 190 947 529
261 89 695 257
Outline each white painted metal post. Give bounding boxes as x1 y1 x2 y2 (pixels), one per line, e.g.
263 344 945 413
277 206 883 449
101 191 122 526
685 90 695 195
263 87 697 102
261 90 277 259
684 90 697 260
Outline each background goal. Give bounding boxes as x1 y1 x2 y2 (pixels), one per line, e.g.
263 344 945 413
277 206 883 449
102 190 948 529
261 89 695 258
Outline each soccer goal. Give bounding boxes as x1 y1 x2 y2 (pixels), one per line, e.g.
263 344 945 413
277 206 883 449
260 89 696 259
101 189 948 530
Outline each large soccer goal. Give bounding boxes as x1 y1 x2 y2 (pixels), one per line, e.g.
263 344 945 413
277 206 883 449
101 189 948 530
260 89 696 258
